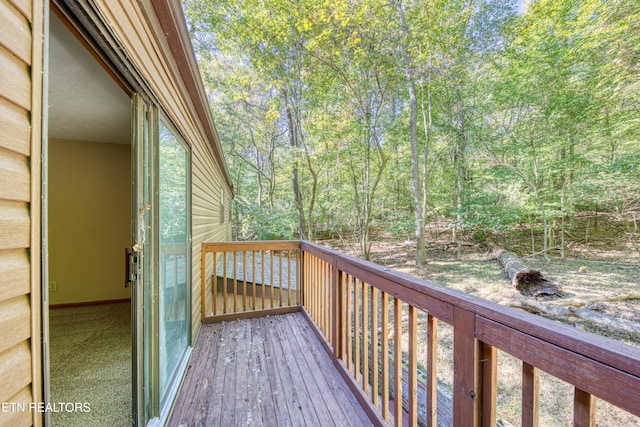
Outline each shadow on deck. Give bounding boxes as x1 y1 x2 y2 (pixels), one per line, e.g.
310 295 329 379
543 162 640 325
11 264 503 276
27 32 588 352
168 312 372 427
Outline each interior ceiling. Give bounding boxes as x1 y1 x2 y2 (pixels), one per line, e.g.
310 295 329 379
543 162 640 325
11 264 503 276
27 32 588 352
48 14 131 144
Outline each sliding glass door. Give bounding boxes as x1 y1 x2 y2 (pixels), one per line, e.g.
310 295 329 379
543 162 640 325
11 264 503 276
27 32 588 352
132 104 191 426
158 120 191 407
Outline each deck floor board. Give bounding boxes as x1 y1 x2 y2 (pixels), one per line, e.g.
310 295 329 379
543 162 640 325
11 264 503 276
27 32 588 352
168 312 372 427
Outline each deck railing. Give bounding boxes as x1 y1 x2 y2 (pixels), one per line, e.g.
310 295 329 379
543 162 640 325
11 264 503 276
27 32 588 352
201 240 640 426
201 241 301 321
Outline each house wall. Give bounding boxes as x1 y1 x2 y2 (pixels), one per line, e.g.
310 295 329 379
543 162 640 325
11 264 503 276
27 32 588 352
48 138 131 305
0 0 43 426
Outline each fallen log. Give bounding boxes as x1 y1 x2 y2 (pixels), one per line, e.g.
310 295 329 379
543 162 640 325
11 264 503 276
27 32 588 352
495 249 564 297
508 296 640 336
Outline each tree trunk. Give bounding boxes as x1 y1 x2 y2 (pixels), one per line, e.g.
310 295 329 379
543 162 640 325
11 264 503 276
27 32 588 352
284 88 307 240
510 297 640 336
496 249 563 297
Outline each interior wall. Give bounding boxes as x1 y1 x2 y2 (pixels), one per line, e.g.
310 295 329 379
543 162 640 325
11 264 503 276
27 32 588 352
49 138 131 305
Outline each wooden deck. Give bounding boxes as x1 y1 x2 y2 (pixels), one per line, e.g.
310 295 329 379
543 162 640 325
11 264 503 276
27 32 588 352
168 312 373 427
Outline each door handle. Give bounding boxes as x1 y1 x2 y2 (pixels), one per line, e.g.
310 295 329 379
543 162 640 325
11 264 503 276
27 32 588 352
125 248 132 287
126 248 139 287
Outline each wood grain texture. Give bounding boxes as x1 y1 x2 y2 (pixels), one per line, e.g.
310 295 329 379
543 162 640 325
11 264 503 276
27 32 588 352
168 313 372 427
480 343 497 427
426 315 439 427
300 241 640 379
522 362 539 427
573 388 596 427
453 307 478 426
476 316 640 417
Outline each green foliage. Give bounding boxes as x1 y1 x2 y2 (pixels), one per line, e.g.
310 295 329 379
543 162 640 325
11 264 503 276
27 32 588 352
184 0 639 249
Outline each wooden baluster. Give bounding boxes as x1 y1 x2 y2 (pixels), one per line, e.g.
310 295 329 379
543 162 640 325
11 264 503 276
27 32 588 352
270 251 275 309
222 252 228 314
522 362 539 427
287 250 292 306
573 388 596 427
233 251 238 312
261 251 266 310
362 281 369 395
298 250 302 305
252 250 257 310
381 291 390 422
333 265 341 359
242 251 247 311
320 260 323 328
324 261 328 334
354 278 361 383
278 252 283 308
313 257 317 322
311 257 315 320
409 305 418 427
371 287 379 408
427 315 438 427
321 260 325 333
327 263 332 338
481 343 498 427
394 298 403 427
346 274 353 373
214 252 219 315
300 251 304 307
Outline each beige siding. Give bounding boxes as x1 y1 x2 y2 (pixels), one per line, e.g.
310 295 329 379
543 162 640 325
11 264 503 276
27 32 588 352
91 0 232 340
0 0 42 425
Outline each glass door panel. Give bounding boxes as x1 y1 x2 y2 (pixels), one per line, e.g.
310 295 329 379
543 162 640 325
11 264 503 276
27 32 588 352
158 120 190 402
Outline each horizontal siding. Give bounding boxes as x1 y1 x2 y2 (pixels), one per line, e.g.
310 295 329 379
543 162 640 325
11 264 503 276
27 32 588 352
0 295 31 354
0 44 31 111
0 0 31 65
5 0 31 22
0 147 30 202
0 249 30 302
0 200 30 250
0 386 32 427
0 341 31 403
0 97 31 156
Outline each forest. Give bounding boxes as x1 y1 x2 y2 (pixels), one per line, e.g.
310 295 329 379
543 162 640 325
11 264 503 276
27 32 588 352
183 0 639 264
